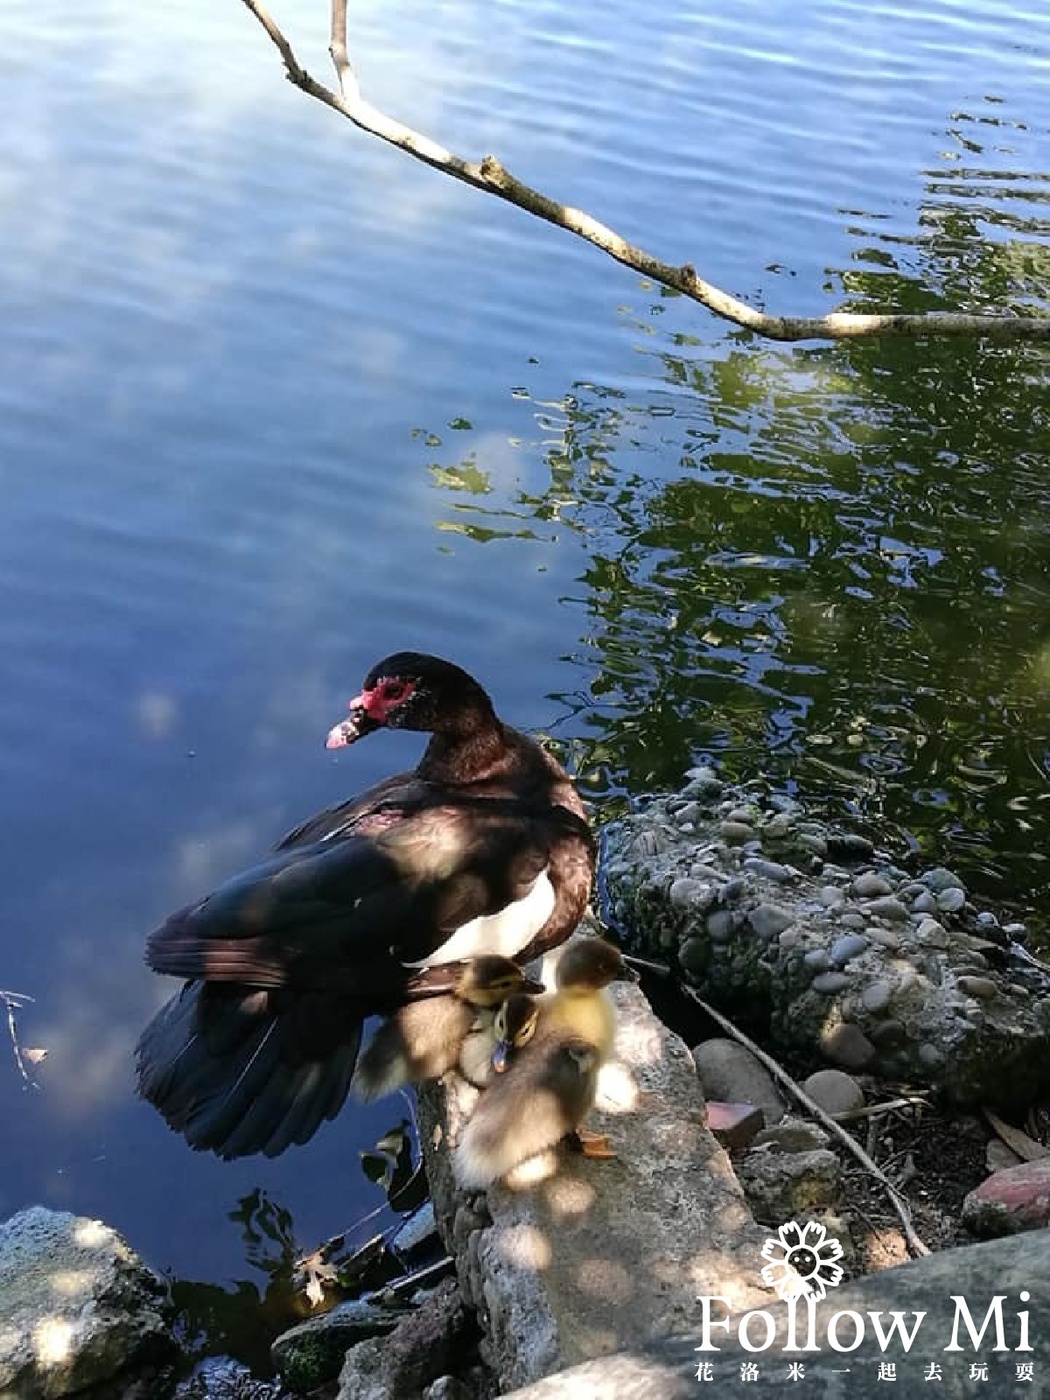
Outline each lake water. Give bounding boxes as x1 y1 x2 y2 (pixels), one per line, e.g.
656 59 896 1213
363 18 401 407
1 0 1048 1327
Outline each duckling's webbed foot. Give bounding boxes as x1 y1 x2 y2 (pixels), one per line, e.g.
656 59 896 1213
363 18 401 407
569 1127 616 1160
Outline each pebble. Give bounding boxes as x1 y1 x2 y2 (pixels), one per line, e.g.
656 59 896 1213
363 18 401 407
692 1039 787 1123
830 933 870 967
852 872 894 898
918 1043 944 1069
956 975 999 1002
752 1117 831 1153
819 886 846 908
976 911 1000 930
915 917 948 944
721 876 748 902
820 1023 875 1070
797 832 828 857
861 979 893 1014
1003 922 1028 937
706 910 735 944
863 896 909 922
937 887 967 914
803 949 830 973
868 1018 906 1047
811 971 849 994
826 834 875 861
910 890 938 915
921 867 965 893
802 1068 865 1117
838 912 867 931
743 857 793 883
867 927 901 950
720 821 754 846
679 936 710 977
669 877 716 910
749 904 794 940
963 1159 1050 1237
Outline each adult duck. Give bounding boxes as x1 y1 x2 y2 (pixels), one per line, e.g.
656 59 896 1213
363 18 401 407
135 652 595 1159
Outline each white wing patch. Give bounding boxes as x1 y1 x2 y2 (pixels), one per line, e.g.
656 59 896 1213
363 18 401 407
407 870 556 967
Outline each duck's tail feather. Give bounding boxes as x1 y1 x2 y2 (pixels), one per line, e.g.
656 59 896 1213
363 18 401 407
135 981 361 1158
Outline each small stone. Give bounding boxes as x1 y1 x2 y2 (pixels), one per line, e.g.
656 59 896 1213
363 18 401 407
826 834 875 862
736 1148 841 1222
749 904 794 940
753 1117 831 1153
921 867 965 893
797 833 828 857
424 1379 473 1400
918 1043 945 1069
705 1100 765 1150
675 801 701 826
861 979 893 1014
670 877 715 910
937 887 967 914
721 821 754 845
801 1068 865 1118
852 872 894 898
692 1039 787 1124
953 958 989 975
956 975 999 1002
867 927 901 950
811 971 849 994
910 891 938 915
830 933 869 966
706 910 735 944
679 936 709 977
915 917 948 944
963 1159 1050 1237
721 876 748 902
868 1019 906 1047
976 911 1001 930
838 911 867 931
863 896 910 922
1003 922 1028 937
819 886 846 907
803 949 830 973
743 857 793 883
820 1023 876 1071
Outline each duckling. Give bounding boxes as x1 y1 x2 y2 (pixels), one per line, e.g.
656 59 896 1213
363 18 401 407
454 938 624 1187
352 955 544 1102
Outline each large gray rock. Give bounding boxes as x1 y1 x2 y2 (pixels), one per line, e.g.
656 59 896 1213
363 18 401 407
0 1205 174 1399
602 776 1050 1108
501 1229 1050 1397
419 947 771 1392
334 1280 471 1400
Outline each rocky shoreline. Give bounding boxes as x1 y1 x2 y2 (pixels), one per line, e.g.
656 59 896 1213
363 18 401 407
4 770 1050 1398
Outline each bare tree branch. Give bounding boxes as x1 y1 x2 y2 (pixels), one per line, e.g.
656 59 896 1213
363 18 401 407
238 0 1048 345
682 987 930 1258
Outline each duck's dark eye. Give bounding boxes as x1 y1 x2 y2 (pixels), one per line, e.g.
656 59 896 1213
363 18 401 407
383 679 409 702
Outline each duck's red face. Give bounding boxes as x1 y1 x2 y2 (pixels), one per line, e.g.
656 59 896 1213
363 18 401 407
326 674 420 748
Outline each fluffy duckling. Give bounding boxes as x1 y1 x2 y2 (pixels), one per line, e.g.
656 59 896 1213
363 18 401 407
352 955 543 1102
454 938 624 1187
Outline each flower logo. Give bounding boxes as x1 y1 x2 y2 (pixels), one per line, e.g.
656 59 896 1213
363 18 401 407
761 1220 844 1302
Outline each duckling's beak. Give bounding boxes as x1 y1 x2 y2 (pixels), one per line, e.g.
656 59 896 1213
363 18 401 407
326 703 382 748
492 1038 513 1074
521 974 545 996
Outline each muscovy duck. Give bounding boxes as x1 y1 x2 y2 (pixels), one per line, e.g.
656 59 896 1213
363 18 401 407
135 652 595 1159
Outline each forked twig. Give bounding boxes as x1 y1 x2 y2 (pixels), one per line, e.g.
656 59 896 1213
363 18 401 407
683 986 930 1257
0 988 39 1089
236 0 1050 345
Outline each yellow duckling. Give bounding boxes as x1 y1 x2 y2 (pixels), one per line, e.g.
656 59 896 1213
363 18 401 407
352 955 544 1102
454 938 624 1187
